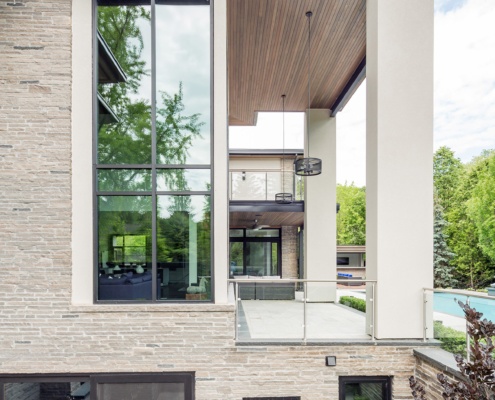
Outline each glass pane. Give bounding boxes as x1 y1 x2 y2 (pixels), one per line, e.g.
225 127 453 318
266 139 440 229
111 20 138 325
271 242 278 276
157 195 211 300
98 169 152 191
344 382 384 400
97 5 152 164
246 242 278 277
295 175 304 201
231 172 267 200
157 169 210 191
230 242 244 277
98 382 184 400
266 171 282 199
98 196 152 301
155 5 210 165
229 229 244 238
5 382 89 400
246 229 280 238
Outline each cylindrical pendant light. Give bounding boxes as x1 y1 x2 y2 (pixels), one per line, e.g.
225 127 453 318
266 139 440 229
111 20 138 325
294 11 322 177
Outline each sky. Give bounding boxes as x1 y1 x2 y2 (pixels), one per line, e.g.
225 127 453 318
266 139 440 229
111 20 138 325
229 0 495 187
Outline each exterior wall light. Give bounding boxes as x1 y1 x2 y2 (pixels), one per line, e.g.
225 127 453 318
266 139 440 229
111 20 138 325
325 356 337 366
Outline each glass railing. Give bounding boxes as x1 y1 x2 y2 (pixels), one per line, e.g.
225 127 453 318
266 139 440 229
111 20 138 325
423 288 495 360
229 278 376 342
229 170 303 201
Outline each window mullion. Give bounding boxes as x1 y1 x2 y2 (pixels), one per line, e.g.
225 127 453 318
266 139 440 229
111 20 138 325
151 0 157 302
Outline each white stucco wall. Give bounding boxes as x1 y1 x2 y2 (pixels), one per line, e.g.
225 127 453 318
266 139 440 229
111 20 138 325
366 0 434 339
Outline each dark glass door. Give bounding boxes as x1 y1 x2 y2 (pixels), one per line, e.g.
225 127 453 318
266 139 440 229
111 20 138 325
229 229 281 277
246 242 278 276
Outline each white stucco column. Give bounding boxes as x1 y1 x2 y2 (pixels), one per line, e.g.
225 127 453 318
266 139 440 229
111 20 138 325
366 0 433 338
72 0 93 304
304 109 337 302
213 0 229 303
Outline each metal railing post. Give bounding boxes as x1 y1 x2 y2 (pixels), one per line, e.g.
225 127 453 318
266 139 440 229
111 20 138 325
234 282 239 341
303 281 307 342
423 289 427 342
371 282 375 341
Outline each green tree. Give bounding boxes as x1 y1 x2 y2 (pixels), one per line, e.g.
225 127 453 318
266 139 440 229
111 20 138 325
447 152 494 288
433 198 456 288
467 151 495 262
434 146 463 213
336 183 366 245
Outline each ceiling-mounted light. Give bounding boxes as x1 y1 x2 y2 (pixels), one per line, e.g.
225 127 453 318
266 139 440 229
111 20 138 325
294 11 322 177
275 94 293 204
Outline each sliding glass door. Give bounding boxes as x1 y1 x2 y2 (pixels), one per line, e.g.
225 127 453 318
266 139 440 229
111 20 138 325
229 229 281 277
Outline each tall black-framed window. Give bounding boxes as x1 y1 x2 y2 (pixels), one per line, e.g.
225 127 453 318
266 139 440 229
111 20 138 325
339 376 392 400
229 229 281 277
95 0 212 302
0 372 194 400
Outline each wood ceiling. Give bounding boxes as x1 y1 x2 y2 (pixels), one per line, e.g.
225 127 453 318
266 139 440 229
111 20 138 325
230 211 304 229
228 0 366 126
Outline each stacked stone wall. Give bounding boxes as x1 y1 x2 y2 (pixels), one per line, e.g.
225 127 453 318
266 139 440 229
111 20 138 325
413 355 463 400
281 226 298 279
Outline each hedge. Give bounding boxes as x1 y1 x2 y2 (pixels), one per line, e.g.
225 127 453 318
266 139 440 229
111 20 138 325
339 296 366 312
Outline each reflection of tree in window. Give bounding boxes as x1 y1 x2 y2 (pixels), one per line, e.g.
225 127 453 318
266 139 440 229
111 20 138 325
96 3 211 300
97 6 204 173
98 6 152 165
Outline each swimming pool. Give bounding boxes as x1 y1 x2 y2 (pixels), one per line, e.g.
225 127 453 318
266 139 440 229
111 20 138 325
434 292 495 322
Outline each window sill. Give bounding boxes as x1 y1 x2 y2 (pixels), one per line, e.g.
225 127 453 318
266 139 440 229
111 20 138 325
69 303 235 314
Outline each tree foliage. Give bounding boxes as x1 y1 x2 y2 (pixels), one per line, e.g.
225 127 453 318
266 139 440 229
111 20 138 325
336 183 366 245
445 151 495 288
433 198 456 288
434 146 463 213
467 151 495 262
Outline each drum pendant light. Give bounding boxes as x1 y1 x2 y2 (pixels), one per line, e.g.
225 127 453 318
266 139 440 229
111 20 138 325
275 94 293 204
294 11 322 177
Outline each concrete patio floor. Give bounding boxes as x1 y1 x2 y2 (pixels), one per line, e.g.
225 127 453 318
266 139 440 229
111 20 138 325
237 300 370 341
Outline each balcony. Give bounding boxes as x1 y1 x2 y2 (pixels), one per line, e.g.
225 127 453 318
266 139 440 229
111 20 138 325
230 278 376 342
229 170 303 201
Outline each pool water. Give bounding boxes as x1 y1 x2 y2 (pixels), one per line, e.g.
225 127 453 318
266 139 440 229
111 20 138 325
434 292 495 322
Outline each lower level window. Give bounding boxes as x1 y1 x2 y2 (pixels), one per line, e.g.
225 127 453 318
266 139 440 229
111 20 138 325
0 373 194 400
243 398 300 400
339 376 392 400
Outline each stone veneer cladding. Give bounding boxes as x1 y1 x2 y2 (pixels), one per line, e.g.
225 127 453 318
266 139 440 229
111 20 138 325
0 1 437 399
282 226 298 279
412 351 465 400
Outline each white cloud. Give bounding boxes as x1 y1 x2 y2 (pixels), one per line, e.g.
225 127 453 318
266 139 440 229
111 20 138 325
434 0 495 162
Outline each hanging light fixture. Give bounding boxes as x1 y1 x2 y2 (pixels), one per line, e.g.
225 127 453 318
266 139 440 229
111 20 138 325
294 11 322 177
275 94 293 204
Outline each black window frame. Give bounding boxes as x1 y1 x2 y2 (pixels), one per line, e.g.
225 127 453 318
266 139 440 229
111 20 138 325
229 228 282 277
339 376 392 400
0 372 194 400
93 0 214 303
243 397 301 400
